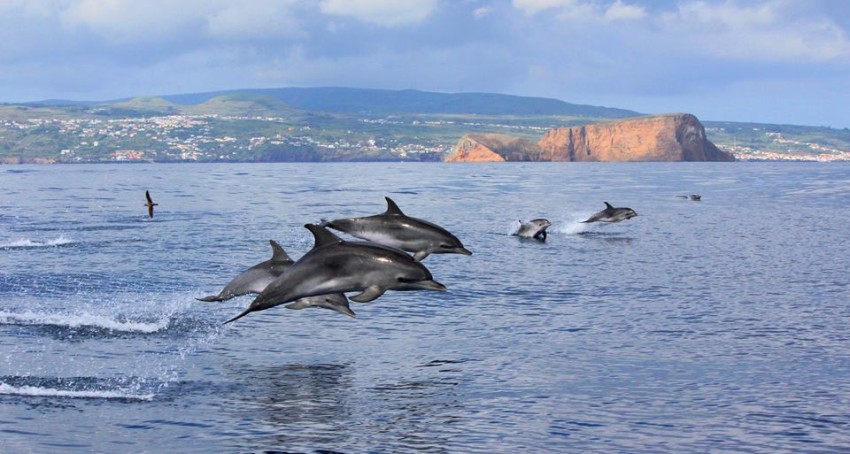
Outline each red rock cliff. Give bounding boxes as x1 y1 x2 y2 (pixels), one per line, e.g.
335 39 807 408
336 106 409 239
445 114 734 162
444 134 543 162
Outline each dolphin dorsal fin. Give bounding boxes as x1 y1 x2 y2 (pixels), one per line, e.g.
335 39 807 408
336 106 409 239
268 240 292 262
384 197 405 216
604 202 614 209
305 224 343 249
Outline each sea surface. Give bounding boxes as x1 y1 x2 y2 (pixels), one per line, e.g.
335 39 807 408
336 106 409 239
1 162 849 453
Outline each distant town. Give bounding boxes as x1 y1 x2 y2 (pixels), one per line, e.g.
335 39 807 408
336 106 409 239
1 88 848 163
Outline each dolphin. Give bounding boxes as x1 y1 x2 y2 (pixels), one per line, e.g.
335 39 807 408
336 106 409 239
512 219 552 241
198 240 355 318
677 194 701 201
322 197 471 261
224 224 446 324
581 202 638 223
197 240 294 302
144 190 158 218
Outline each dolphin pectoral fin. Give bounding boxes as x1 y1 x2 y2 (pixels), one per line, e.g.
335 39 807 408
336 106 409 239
351 285 386 302
413 250 430 261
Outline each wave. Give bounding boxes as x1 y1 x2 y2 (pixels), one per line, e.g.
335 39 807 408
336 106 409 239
0 382 154 401
0 235 75 250
0 310 170 334
0 376 158 401
506 214 595 236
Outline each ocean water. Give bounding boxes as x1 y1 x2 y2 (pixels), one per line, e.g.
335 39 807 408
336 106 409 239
1 162 849 453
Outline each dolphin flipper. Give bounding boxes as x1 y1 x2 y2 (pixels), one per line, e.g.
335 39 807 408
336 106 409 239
351 285 387 302
413 250 430 261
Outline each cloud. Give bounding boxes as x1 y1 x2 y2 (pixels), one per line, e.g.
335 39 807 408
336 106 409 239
60 0 208 44
658 1 850 62
512 0 646 22
205 0 307 40
605 0 646 21
319 0 439 27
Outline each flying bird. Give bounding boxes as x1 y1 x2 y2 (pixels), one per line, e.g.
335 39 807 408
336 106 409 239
144 190 158 218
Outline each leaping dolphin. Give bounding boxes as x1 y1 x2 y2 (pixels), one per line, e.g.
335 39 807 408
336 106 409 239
224 224 446 324
513 219 552 241
581 202 638 223
197 240 294 302
198 240 356 318
144 190 158 218
322 197 471 261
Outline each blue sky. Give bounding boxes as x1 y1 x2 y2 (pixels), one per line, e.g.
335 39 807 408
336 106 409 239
1 0 848 128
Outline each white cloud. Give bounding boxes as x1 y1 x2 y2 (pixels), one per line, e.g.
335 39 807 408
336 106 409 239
60 0 209 43
205 0 306 40
605 0 645 22
512 0 645 22
319 0 438 27
473 6 492 20
659 1 850 62
512 0 574 15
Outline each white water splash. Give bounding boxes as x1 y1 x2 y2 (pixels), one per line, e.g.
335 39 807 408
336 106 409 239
0 382 154 401
0 310 170 333
552 212 595 235
0 235 74 249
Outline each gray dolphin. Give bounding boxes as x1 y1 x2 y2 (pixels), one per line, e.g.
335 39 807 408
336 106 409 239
581 202 638 223
224 224 446 324
199 240 356 318
513 219 552 241
322 197 471 261
197 240 294 302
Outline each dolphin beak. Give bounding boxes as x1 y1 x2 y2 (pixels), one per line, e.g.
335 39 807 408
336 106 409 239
455 247 472 256
415 279 447 292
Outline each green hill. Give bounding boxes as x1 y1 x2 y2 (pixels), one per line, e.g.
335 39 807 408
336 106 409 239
160 87 640 118
183 94 303 117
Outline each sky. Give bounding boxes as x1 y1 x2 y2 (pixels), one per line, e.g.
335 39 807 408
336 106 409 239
1 0 849 128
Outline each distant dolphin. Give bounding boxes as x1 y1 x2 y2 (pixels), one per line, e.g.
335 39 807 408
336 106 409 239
145 190 158 218
224 224 446 324
581 202 638 223
322 197 471 261
512 219 552 241
677 194 702 201
198 240 355 317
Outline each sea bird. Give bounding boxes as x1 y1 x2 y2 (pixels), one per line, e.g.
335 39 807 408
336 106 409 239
144 190 158 218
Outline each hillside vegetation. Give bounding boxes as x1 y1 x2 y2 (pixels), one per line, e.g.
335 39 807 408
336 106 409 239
1 88 848 163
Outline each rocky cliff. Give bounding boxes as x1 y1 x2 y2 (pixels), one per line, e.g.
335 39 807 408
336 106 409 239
445 114 735 162
444 134 544 162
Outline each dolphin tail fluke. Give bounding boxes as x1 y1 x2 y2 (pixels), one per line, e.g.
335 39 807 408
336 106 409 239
196 295 224 302
223 307 254 324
